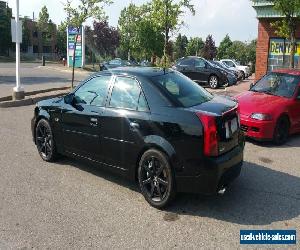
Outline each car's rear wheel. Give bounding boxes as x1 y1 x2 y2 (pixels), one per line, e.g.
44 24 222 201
209 75 218 89
273 117 289 145
138 149 176 208
241 71 245 80
35 119 57 162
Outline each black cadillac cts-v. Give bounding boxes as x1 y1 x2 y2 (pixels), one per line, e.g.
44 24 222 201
31 67 245 208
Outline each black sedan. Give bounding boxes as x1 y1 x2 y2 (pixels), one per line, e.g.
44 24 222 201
31 67 244 208
173 56 229 89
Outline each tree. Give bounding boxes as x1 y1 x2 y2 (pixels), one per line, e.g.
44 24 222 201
201 35 217 60
64 0 112 88
186 37 204 56
118 3 141 60
87 20 120 58
0 2 12 56
136 17 164 61
57 22 68 55
270 0 300 68
21 17 32 53
217 34 232 59
174 34 188 58
151 0 195 67
37 6 50 40
227 41 247 64
118 3 164 62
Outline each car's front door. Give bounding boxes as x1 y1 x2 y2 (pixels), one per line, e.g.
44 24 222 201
194 58 209 83
61 75 112 159
100 76 150 171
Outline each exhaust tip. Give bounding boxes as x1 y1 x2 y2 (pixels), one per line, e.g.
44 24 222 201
218 187 226 195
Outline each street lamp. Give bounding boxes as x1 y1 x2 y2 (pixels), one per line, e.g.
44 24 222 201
12 0 24 100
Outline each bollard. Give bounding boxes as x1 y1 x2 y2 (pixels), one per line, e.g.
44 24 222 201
42 56 46 66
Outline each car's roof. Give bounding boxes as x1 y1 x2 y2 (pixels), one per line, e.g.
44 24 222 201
96 67 173 78
272 68 300 76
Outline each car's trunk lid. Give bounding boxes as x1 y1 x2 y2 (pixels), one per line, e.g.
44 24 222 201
188 96 240 155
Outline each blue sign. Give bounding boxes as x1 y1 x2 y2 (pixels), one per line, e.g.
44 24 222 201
240 230 296 244
67 26 84 68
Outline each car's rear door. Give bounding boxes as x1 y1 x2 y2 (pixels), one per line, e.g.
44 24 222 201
176 58 195 79
61 75 112 159
100 76 150 171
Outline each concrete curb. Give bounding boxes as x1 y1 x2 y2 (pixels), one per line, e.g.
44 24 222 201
0 92 68 108
0 86 70 102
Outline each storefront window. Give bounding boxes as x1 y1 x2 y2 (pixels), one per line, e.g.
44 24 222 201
268 38 300 71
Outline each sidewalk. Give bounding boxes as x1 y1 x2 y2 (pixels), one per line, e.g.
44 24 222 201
0 62 94 107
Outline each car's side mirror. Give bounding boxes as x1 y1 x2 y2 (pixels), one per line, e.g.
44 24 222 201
64 93 75 105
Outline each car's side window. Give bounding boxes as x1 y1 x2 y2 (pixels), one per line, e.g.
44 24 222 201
195 59 206 68
179 59 194 67
109 77 149 111
74 76 111 106
225 61 235 67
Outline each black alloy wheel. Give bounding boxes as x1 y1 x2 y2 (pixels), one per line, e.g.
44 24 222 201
138 149 176 208
35 119 57 162
273 117 289 145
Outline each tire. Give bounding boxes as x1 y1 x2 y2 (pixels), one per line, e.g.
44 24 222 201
241 71 245 80
209 75 219 89
138 149 176 208
223 81 229 87
35 119 58 162
273 116 290 145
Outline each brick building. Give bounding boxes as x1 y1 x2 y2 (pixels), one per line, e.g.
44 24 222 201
21 18 57 56
252 0 300 80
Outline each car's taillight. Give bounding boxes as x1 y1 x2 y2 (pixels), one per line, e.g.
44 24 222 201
196 112 219 157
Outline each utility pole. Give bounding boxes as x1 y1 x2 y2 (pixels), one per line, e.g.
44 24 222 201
12 0 25 100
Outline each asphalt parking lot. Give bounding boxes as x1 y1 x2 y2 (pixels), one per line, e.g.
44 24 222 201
0 102 299 248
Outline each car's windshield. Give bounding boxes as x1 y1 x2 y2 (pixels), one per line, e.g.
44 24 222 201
152 71 213 107
251 72 299 98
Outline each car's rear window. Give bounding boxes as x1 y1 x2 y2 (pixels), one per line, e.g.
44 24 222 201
151 71 213 107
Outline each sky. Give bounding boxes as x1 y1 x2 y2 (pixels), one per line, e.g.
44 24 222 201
5 0 258 45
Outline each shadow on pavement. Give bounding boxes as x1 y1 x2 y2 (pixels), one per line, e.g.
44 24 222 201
168 161 300 225
246 133 300 148
56 157 300 226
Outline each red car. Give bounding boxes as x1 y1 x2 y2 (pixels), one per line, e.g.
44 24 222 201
236 69 300 144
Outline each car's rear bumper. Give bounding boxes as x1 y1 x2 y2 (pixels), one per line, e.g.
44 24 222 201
240 117 275 140
175 145 244 194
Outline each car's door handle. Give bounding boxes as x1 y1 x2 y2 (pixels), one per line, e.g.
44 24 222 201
130 122 140 130
90 117 98 126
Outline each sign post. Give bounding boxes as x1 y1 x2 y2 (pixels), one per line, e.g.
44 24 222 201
12 0 24 100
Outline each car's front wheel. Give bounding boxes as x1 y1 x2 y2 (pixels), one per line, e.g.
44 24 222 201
138 149 176 208
273 116 290 145
35 119 57 162
209 75 219 89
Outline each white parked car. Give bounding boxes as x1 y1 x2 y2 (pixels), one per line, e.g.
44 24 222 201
220 59 250 80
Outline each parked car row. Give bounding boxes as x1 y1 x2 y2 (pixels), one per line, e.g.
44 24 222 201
100 57 252 90
173 57 252 89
